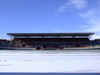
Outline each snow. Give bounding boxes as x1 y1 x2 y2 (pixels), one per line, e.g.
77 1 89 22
0 50 100 73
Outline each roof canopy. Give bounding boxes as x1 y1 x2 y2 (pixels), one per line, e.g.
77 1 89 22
7 33 94 36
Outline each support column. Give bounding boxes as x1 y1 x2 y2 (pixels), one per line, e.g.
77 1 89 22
8 35 14 47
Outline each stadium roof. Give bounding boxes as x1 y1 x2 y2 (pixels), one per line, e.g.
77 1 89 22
7 33 94 36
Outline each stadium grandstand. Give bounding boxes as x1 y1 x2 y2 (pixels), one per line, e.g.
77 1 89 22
7 33 94 50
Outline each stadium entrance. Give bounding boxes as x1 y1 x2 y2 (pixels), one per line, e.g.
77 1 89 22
43 43 57 50
7 33 94 50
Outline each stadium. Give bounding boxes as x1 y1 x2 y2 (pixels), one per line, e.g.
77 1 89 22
6 32 100 50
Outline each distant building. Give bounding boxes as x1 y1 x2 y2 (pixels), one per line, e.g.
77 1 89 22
91 39 100 46
0 39 10 47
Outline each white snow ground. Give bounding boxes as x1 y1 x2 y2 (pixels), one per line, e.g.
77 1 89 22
0 50 100 73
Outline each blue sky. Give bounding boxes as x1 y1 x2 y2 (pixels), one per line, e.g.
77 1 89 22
0 0 100 40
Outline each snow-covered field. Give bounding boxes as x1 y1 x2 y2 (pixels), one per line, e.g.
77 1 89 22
0 50 100 73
